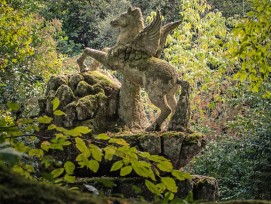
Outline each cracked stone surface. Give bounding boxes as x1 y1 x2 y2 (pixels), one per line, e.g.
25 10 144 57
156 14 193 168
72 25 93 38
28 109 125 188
39 71 125 134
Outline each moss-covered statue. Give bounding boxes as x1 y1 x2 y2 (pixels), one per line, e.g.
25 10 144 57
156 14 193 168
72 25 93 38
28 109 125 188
78 7 186 131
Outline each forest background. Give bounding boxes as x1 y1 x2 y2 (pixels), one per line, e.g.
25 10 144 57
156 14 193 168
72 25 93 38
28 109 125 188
0 0 270 201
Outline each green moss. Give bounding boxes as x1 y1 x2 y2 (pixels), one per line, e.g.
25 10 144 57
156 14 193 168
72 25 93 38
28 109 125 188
160 131 185 137
184 132 203 144
83 71 119 89
76 95 95 108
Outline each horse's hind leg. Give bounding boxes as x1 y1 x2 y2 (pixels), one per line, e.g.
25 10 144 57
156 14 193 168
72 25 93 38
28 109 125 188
166 85 178 115
146 94 171 131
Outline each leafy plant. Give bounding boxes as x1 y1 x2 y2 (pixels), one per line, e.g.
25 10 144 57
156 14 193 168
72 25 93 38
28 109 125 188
0 98 192 201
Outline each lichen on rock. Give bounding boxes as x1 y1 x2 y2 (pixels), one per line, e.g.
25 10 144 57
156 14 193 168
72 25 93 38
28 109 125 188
39 70 124 134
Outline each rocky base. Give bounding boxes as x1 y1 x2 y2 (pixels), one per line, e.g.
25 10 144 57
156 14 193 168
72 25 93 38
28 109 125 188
44 131 206 176
112 131 206 168
74 175 218 201
39 71 126 134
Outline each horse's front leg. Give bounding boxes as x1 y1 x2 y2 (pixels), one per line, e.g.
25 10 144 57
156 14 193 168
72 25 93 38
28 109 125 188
77 52 88 73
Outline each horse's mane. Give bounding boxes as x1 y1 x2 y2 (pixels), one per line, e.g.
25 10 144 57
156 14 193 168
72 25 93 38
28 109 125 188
116 7 144 45
130 7 144 30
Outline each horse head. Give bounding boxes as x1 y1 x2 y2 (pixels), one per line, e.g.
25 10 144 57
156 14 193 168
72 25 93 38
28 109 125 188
110 7 143 29
110 7 144 45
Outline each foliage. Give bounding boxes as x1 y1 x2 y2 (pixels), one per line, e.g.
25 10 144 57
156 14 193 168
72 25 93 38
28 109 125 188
37 0 132 55
187 81 271 200
0 99 192 202
0 1 68 115
164 0 237 136
229 0 271 93
207 0 251 17
0 1 34 71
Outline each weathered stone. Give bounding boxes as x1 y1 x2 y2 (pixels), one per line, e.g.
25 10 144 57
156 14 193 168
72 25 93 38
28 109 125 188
55 84 75 108
68 73 84 92
162 132 185 168
119 78 149 131
45 131 205 178
39 71 125 134
179 132 207 167
168 80 191 132
77 7 184 131
63 102 77 127
75 81 94 97
138 134 161 155
76 95 97 121
192 175 219 201
45 75 67 95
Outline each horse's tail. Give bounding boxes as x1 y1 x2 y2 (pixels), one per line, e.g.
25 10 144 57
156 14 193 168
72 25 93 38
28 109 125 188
177 79 191 94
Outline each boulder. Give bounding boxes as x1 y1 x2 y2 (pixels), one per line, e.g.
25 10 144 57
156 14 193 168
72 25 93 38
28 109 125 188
39 71 125 134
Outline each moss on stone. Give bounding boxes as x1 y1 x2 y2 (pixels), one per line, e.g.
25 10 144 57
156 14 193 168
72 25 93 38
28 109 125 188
83 71 119 89
75 81 94 97
184 132 203 144
160 131 185 138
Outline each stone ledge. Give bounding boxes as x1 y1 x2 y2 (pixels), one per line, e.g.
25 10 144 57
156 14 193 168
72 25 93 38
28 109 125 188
112 131 206 168
73 175 218 202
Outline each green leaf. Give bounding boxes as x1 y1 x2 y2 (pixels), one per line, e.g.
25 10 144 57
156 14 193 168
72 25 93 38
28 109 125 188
28 149 44 158
64 174 75 183
87 159 99 173
145 180 160 196
40 141 51 151
161 177 178 193
171 170 192 181
74 126 91 134
131 160 144 177
109 138 129 146
120 165 133 176
95 133 110 140
52 98 60 111
17 118 33 124
32 125 40 132
104 146 116 161
165 191 175 200
148 155 168 162
110 160 123 172
48 124 57 130
53 110 66 116
90 144 103 162
25 125 33 132
156 183 166 193
37 116 53 124
75 138 90 157
51 168 64 178
64 161 75 175
7 102 19 111
66 126 91 137
157 160 173 172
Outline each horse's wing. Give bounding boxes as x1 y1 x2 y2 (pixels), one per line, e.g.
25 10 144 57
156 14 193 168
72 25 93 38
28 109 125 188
155 20 181 58
131 10 161 56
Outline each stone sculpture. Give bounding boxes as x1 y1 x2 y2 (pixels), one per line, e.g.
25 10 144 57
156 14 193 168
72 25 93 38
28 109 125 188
77 7 183 131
